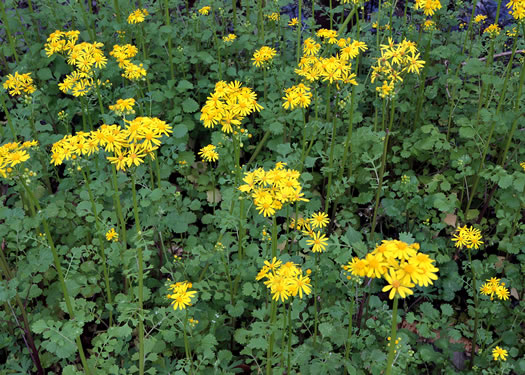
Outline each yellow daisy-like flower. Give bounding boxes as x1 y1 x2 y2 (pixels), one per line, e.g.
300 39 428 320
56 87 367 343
310 211 329 229
288 17 298 27
105 228 119 241
492 346 508 361
306 232 328 253
198 144 219 162
167 281 197 310
382 270 414 299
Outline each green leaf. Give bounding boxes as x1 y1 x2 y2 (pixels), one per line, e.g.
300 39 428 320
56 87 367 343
37 68 53 81
177 80 194 91
182 97 199 113
173 124 188 138
269 121 283 135
498 174 513 189
440 304 453 317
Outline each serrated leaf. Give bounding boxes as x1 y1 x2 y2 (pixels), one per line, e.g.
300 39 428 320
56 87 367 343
177 80 194 91
182 97 199 113
173 124 188 138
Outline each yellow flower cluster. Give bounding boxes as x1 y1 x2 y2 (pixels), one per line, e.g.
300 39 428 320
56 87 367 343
483 23 501 37
199 144 219 162
252 46 277 67
0 140 38 178
45 31 107 97
295 36 366 85
341 0 362 4
343 240 439 299
239 162 308 217
423 20 436 31
167 281 197 310
451 225 484 249
200 80 263 133
110 44 147 81
414 0 442 16
256 257 312 302
506 0 525 20
474 14 487 23
44 30 80 56
3 72 36 96
292 212 330 253
521 161 525 171
371 38 425 98
198 6 211 15
50 117 172 170
127 8 149 24
105 228 119 242
282 83 312 110
266 12 280 21
492 346 508 361
223 34 237 42
316 28 338 44
480 277 510 301
109 98 136 116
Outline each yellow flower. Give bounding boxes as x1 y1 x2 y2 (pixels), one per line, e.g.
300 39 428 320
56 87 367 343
198 6 211 15
492 346 508 361
288 17 298 27
506 0 525 20
127 8 149 24
414 0 442 16
382 270 414 299
306 232 328 253
310 211 329 229
167 281 197 310
105 228 119 241
199 144 219 162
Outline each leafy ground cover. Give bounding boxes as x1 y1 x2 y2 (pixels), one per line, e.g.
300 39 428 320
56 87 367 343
0 0 524 374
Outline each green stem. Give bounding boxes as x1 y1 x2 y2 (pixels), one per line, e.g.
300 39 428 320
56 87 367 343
287 300 292 374
81 169 113 326
163 0 175 80
384 297 399 375
183 309 194 374
371 98 395 242
0 1 19 63
0 94 17 139
266 299 277 375
468 248 479 369
271 216 277 258
297 0 302 64
0 247 44 374
343 283 356 374
340 87 356 180
258 0 264 42
313 253 319 346
329 0 333 29
232 0 237 33
324 115 337 212
499 28 525 166
465 32 519 213
19 179 92 375
111 166 127 247
112 0 122 24
460 0 479 55
77 0 95 41
131 172 145 375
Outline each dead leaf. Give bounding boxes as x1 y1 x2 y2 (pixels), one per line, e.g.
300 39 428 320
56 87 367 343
443 213 457 227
